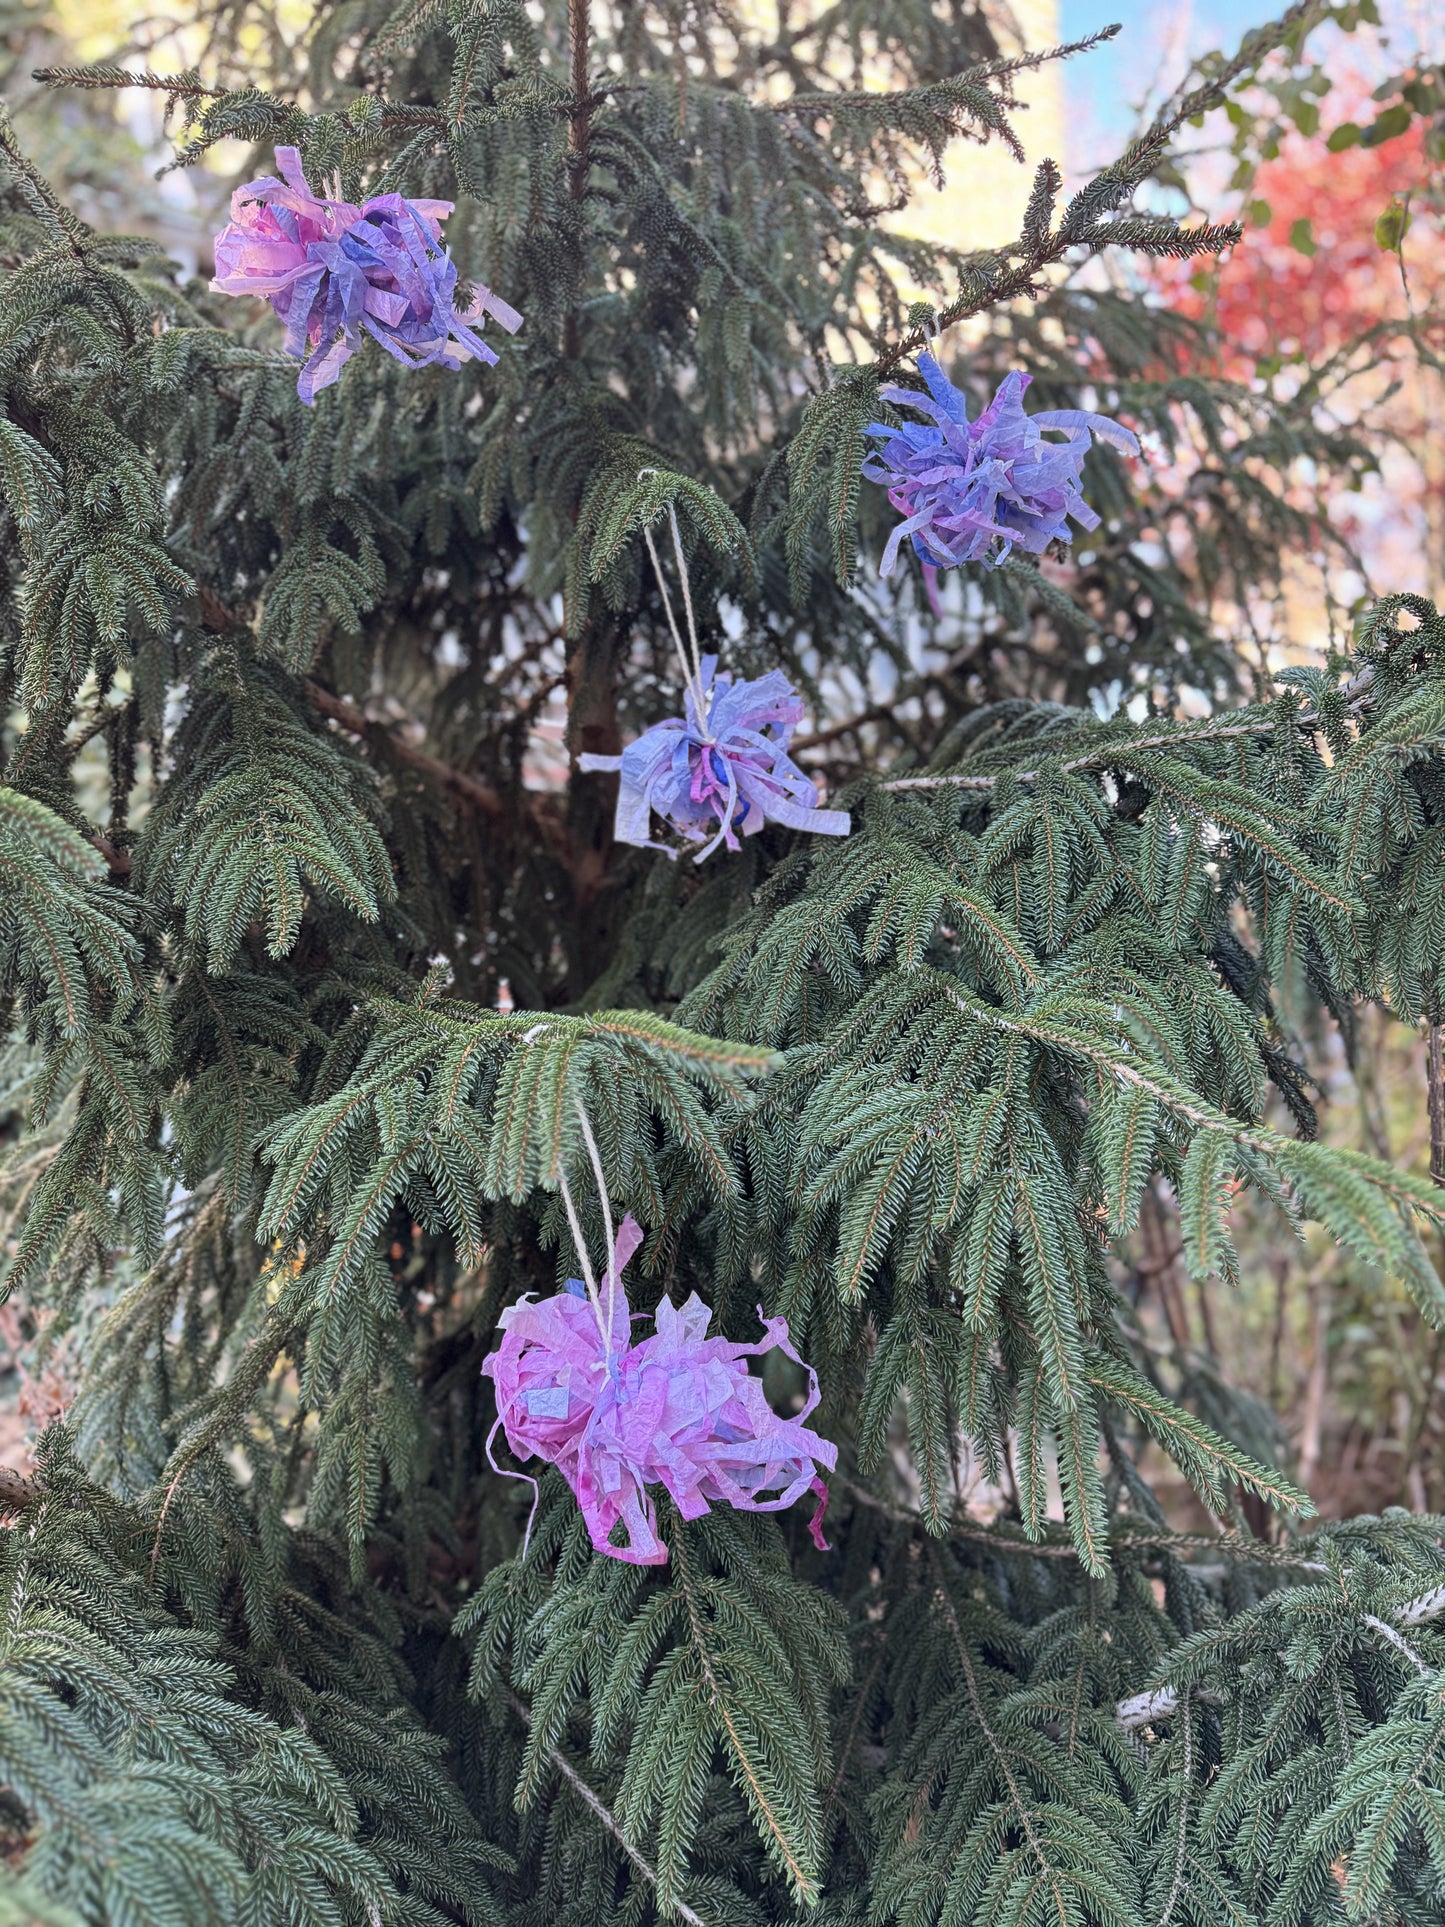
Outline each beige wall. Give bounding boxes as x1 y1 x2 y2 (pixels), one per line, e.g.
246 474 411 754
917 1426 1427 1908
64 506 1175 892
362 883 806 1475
898 0 1066 255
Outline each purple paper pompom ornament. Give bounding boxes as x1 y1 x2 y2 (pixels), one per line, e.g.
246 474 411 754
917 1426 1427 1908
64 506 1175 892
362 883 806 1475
482 1156 836 1565
863 350 1139 600
578 497 849 860
210 147 522 403
579 655 849 861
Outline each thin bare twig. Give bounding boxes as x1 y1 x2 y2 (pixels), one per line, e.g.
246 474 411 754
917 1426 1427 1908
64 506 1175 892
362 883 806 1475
843 1478 1327 1569
303 681 504 817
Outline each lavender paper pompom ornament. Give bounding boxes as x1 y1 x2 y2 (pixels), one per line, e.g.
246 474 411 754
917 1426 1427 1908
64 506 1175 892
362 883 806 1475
210 147 522 403
483 1210 837 1565
579 656 849 861
579 497 849 860
863 350 1139 603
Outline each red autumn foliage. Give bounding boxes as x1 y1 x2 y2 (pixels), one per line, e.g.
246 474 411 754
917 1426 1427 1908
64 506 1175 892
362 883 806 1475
1146 95 1444 589
1158 116 1441 375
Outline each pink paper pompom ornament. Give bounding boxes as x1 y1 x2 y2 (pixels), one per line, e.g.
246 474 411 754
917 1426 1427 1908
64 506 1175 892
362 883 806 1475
210 146 522 403
482 1121 836 1565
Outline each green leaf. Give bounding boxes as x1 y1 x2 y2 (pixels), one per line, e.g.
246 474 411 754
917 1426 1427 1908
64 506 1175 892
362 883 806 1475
1289 216 1317 257
1374 198 1412 251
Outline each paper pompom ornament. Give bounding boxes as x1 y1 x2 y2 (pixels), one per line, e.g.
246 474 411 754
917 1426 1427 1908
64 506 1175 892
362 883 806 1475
482 1133 835 1565
863 350 1139 597
211 146 522 403
579 655 849 861
578 494 848 860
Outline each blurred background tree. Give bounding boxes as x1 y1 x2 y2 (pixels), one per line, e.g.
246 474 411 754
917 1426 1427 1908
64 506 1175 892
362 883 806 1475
1126 0 1445 1527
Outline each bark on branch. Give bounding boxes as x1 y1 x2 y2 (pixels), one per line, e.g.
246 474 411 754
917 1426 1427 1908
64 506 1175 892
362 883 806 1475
0 1465 41 1514
302 680 504 817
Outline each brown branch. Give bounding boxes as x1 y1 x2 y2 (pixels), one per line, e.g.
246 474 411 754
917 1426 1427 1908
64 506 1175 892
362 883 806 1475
0 1465 41 1514
792 702 899 753
567 0 591 195
561 0 591 359
194 585 509 818
302 681 504 817
1428 1020 1445 1189
841 1478 1321 1569
793 640 991 759
87 831 133 877
876 253 1048 382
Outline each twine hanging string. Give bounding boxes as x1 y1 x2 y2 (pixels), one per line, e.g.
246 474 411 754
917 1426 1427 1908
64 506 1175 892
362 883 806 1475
575 1098 621 1342
556 1093 627 1355
556 1161 606 1349
488 1093 623 1557
637 471 711 734
635 475 747 863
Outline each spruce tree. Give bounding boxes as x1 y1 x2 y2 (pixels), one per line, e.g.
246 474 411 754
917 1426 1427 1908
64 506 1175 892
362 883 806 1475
2 1 1445 1922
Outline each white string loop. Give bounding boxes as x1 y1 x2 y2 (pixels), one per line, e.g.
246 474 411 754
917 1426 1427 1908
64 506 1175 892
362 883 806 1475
556 1093 624 1350
556 1161 607 1350
636 470 711 732
574 1099 619 1340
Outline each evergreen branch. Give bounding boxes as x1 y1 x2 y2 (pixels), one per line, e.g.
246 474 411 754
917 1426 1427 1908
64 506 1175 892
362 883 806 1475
0 106 92 250
1117 1581 1445 1729
31 65 222 98
930 972 1445 1237
671 1524 818 1905
582 1013 778 1077
926 1544 1072 1915
150 1321 292 1572
1086 1353 1311 1514
774 29 1123 116
1148 0 1333 137
506 1690 710 1927
870 105 1238 381
7 8 1445 1919
879 667 1376 792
